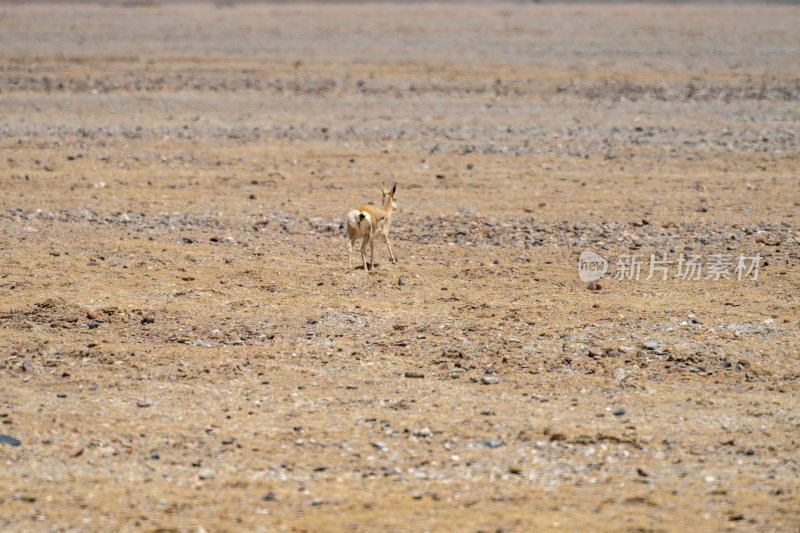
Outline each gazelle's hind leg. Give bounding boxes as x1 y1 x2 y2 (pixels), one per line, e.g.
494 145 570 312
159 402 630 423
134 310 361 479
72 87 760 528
369 234 375 270
360 235 370 271
348 236 357 270
384 234 396 263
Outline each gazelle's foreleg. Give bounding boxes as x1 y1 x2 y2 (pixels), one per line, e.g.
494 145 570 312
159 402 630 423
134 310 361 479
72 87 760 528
383 233 396 263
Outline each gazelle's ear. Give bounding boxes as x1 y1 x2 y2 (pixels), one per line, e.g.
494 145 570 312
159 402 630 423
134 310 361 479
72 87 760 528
381 182 389 195
391 183 397 195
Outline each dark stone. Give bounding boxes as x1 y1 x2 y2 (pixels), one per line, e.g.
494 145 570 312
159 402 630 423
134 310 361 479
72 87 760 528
0 435 21 446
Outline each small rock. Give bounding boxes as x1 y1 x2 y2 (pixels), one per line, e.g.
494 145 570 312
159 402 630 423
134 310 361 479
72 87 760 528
398 276 406 286
509 465 522 474
587 348 604 358
86 309 99 320
414 427 431 437
262 491 276 502
141 315 155 324
222 438 235 445
404 371 424 379
198 468 215 480
0 435 22 447
587 281 601 291
481 376 500 385
485 439 504 448
447 368 465 379
613 408 627 416
56 393 67 398
549 433 567 442
99 446 117 456
411 492 422 500
88 320 101 329
69 446 84 458
637 467 649 477
372 441 387 451
643 341 659 351
21 359 34 372
137 400 152 408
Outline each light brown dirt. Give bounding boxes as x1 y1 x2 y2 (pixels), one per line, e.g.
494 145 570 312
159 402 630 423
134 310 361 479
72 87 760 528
1 3 799 532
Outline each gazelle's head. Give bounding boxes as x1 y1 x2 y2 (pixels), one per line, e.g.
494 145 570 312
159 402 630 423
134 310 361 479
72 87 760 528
382 182 398 213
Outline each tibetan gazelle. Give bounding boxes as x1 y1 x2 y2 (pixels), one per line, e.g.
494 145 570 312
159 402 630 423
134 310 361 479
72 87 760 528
346 182 398 272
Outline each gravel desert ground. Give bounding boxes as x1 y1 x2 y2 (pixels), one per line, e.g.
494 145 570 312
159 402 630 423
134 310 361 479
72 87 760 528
1 2 799 532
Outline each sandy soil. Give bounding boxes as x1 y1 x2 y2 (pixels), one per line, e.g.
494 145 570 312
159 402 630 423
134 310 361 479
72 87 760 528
1 3 799 532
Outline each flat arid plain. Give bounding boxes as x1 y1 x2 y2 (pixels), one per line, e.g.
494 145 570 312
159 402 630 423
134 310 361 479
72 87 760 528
1 2 799 532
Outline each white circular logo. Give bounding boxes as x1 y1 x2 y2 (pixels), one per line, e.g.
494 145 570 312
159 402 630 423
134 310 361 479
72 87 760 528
578 250 608 282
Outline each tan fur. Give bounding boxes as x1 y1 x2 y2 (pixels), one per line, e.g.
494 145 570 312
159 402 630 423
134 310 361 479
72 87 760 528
346 183 398 272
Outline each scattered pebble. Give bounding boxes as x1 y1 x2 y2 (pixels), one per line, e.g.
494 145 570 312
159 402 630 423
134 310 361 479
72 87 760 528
137 400 152 408
0 435 21 447
481 376 500 385
198 468 215 480
404 371 424 379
